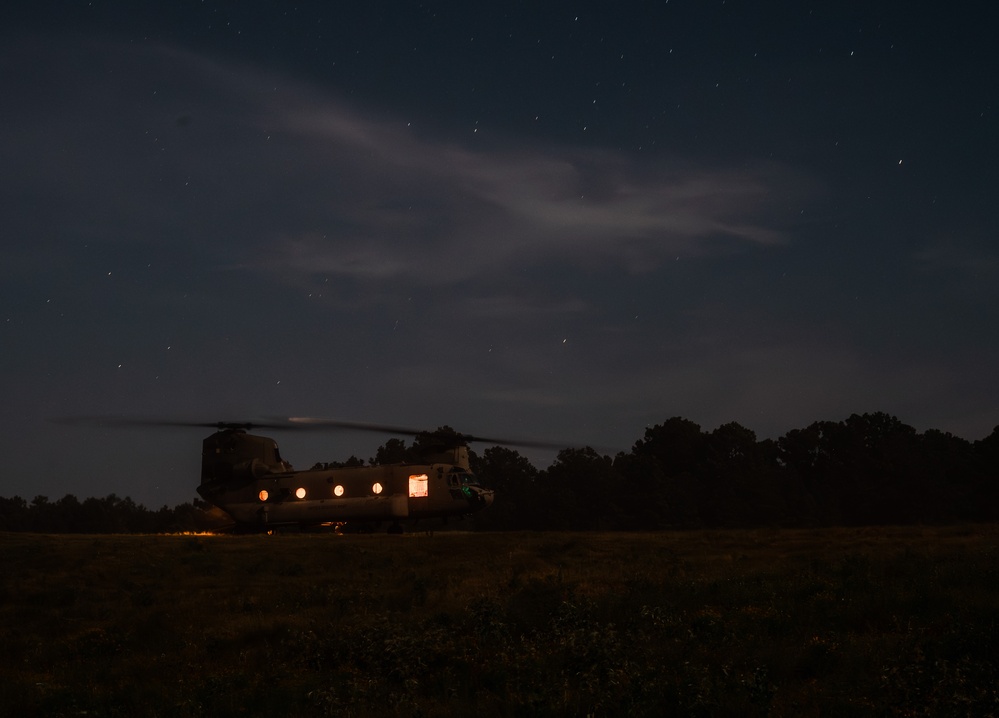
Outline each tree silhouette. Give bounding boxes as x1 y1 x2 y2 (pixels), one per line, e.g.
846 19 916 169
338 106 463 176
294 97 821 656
704 423 786 526
470 446 539 530
541 447 619 530
370 438 410 465
631 418 709 526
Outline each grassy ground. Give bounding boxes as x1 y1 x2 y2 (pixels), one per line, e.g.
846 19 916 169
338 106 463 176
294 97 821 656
2 526 998 717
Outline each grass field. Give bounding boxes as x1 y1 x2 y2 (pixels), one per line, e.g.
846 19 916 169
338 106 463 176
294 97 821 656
2 526 998 717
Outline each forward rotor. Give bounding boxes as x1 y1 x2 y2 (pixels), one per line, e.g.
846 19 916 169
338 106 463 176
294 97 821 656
50 415 571 450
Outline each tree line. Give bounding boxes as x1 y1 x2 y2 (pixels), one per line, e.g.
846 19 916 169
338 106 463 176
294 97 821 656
2 412 997 532
471 412 999 530
0 494 216 534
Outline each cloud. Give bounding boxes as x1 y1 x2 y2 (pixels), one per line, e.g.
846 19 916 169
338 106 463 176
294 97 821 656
274 111 799 281
2 37 806 289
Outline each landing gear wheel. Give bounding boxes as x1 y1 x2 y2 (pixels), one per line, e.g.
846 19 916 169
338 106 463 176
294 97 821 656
387 523 404 535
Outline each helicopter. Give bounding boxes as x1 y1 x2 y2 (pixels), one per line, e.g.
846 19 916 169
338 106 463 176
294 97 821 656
56 416 562 533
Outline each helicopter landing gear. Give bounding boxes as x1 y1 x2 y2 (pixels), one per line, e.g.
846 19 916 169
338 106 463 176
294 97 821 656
387 522 404 535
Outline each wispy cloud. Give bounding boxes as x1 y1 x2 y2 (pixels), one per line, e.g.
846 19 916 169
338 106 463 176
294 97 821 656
274 108 800 281
2 37 806 288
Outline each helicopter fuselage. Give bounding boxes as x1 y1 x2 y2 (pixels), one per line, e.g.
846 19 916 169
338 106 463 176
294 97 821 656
196 429 493 531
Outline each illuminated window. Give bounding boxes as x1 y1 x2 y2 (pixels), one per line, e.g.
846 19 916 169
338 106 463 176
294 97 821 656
258 490 269 502
408 473 429 498
295 487 307 499
372 482 383 495
333 485 345 497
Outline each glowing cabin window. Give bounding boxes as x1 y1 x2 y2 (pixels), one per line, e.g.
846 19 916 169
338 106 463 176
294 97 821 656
408 473 429 498
295 487 307 499
333 485 345 497
258 490 269 502
372 482 383 495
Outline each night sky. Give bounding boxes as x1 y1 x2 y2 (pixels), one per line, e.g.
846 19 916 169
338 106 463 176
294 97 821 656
3 1 997 508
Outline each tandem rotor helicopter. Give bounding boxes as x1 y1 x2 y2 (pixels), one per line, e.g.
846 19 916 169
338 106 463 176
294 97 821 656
58 416 564 533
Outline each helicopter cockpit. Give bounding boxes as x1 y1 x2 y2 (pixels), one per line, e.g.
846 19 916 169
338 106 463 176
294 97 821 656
447 466 480 487
445 466 487 502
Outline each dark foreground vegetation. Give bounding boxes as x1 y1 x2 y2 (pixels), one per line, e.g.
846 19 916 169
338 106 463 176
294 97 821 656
3 412 998 533
2 527 997 717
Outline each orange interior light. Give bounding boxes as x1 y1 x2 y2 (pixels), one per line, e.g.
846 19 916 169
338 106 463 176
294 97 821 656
408 473 429 498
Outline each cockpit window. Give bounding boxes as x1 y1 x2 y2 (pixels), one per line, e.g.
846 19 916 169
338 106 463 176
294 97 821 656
449 468 480 486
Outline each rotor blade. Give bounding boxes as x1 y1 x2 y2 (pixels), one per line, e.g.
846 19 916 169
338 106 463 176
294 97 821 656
277 417 572 450
457 433 570 450
275 416 432 436
48 416 294 431
51 415 598 452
